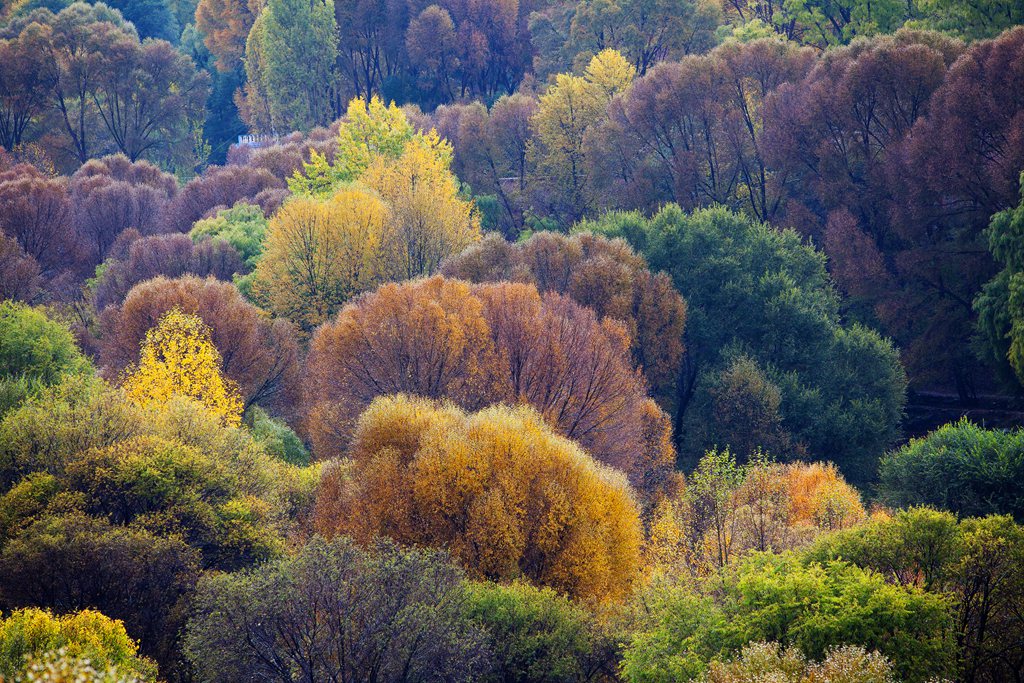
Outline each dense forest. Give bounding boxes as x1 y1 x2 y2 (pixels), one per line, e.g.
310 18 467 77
1 0 1024 680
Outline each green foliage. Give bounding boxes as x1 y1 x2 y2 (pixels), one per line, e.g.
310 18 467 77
704 641 895 683
878 419 1024 520
621 553 954 683
581 205 906 481
975 173 1024 386
464 581 608 682
805 508 1024 682
0 302 92 416
247 406 309 466
184 536 492 682
0 608 156 681
911 0 1023 39
189 203 268 269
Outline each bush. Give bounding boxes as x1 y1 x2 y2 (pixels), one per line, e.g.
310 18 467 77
0 608 156 681
878 419 1024 520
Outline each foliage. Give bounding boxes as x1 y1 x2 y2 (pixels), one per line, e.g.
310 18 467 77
620 553 955 683
247 405 309 466
315 394 643 602
878 419 1024 520
806 508 1024 683
704 641 895 683
464 581 613 682
303 277 676 496
98 275 300 414
0 301 92 415
584 205 906 482
183 535 492 682
647 451 865 575
441 231 688 424
250 189 390 332
0 608 155 681
121 308 244 426
188 202 268 269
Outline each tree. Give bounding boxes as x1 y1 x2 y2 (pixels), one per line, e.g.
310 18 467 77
358 131 481 279
0 301 92 415
195 0 262 71
621 553 955 683
0 24 55 151
0 165 74 276
584 205 906 483
188 201 267 269
0 608 156 681
120 308 244 425
464 581 616 683
244 0 339 132
184 536 492 682
914 0 1023 40
303 277 676 496
250 189 390 332
98 275 300 414
0 234 42 303
69 155 178 264
315 395 643 602
441 231 688 422
527 49 634 225
806 508 1024 683
567 0 720 75
91 39 209 163
90 232 244 310
100 0 180 41
878 419 1024 521
162 163 282 233
976 173 1024 387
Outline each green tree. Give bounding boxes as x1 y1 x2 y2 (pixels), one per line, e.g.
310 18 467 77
0 302 92 416
582 205 906 482
621 553 955 683
184 536 492 682
189 202 268 270
878 419 1024 521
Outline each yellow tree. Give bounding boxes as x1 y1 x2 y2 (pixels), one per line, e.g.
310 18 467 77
121 309 243 426
251 189 390 332
360 134 481 279
527 49 635 224
315 394 643 603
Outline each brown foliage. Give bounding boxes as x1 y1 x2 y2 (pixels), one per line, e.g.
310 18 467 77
92 234 244 310
162 165 283 233
303 276 675 497
97 275 300 414
0 233 42 302
0 164 75 275
314 395 643 602
442 231 687 413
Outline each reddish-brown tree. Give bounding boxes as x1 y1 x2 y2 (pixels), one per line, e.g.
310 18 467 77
0 164 75 275
98 275 300 414
303 276 675 497
162 165 283 233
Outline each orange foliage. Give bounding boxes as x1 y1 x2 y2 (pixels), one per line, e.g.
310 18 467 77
315 394 643 602
302 276 675 498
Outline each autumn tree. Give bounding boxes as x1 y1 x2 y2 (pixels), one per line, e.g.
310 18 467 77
316 395 643 601
303 277 676 496
196 0 263 71
0 23 54 151
120 308 243 425
98 275 300 414
162 163 282 233
528 49 635 225
250 189 390 332
441 231 688 419
188 201 267 269
0 234 42 303
0 164 75 276
90 233 243 310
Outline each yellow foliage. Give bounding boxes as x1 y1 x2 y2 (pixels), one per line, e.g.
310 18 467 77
316 394 643 603
359 135 481 279
121 309 243 426
252 188 390 331
786 461 866 530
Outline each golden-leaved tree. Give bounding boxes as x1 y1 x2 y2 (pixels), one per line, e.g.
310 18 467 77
315 394 643 602
121 308 243 426
251 189 390 332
